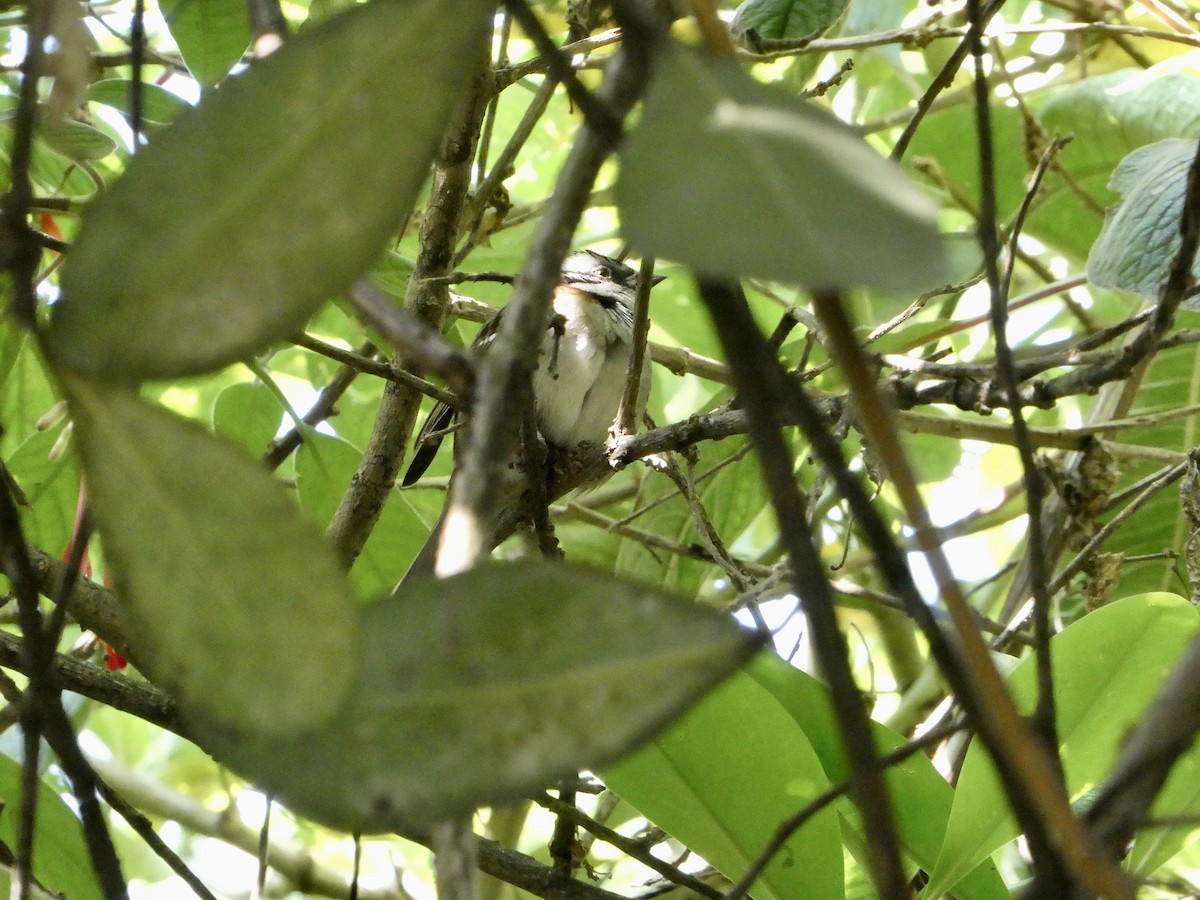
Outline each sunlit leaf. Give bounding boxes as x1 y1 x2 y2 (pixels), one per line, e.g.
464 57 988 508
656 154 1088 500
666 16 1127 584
743 655 1009 900
618 44 945 293
88 79 193 125
927 592 1199 898
159 0 251 89
47 0 493 380
211 380 282 455
295 432 429 598
905 104 1028 228
202 561 761 831
38 119 116 163
65 376 361 736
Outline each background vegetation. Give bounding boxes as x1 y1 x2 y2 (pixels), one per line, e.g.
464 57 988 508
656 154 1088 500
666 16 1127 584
3 0 1200 897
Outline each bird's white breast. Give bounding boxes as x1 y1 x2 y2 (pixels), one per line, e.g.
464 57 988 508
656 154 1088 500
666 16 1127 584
533 288 646 446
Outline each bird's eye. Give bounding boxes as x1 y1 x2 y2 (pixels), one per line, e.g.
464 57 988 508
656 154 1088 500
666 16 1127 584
594 265 612 280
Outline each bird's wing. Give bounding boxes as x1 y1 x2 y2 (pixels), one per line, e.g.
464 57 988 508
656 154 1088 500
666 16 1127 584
401 399 456 487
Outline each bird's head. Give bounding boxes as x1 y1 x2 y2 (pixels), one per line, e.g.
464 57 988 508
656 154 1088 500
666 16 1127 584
560 250 665 306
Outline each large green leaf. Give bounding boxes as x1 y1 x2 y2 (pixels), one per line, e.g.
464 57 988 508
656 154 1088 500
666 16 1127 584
200 561 760 832
47 0 493 380
904 103 1028 230
617 45 946 293
159 0 251 89
1087 138 1200 298
605 653 1008 900
4 426 80 558
1128 733 1200 878
0 755 103 900
604 662 845 900
743 655 1008 900
926 592 1199 898
65 377 361 736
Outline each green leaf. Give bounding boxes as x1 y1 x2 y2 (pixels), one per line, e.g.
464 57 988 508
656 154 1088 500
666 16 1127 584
1031 69 1200 258
64 377 361 736
38 119 117 163
731 0 849 42
88 79 193 125
0 755 103 900
905 103 1028 229
604 653 1008 900
1087 138 1200 299
5 426 80 558
1128 737 1200 878
617 45 945 293
926 592 1200 898
203 561 761 832
47 0 493 381
211 380 282 455
604 665 846 900
159 0 251 89
743 654 1008 900
294 433 429 599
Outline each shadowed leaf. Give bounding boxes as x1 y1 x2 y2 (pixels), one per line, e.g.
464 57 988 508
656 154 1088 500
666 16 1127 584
203 561 761 831
618 45 945 294
48 0 492 380
65 377 361 736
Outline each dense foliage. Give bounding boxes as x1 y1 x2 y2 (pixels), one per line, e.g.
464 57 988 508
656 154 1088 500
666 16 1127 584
3 0 1200 897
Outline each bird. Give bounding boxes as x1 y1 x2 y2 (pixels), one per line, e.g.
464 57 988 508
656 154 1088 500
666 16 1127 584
397 249 663 580
402 249 663 485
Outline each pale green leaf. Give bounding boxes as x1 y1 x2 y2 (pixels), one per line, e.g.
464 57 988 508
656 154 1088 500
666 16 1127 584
65 377 361 736
743 654 1008 900
38 119 117 163
731 0 849 42
603 653 1007 900
203 561 761 832
48 0 493 380
926 593 1199 898
1032 69 1200 258
1128 738 1200 877
294 432 429 598
617 45 945 293
1087 138 1200 299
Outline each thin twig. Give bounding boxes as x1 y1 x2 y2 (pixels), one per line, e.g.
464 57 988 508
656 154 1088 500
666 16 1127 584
96 778 219 900
613 255 655 436
535 794 724 899
890 0 1004 161
500 0 620 136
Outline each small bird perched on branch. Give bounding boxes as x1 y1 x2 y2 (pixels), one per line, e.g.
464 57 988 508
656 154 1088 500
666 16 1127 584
398 249 664 580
